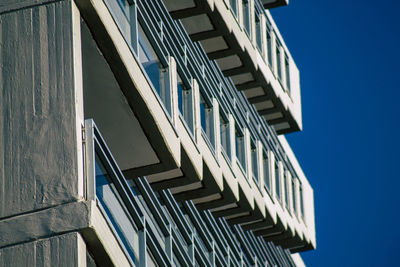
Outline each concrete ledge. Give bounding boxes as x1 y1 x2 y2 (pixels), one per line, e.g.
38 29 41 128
0 201 91 249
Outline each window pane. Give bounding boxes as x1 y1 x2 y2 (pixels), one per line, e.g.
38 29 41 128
235 128 246 174
263 152 270 192
275 161 281 201
177 74 194 133
243 0 251 37
95 154 139 265
267 24 273 68
256 16 262 52
276 42 282 81
251 142 259 184
220 114 231 160
200 94 215 149
230 0 238 18
284 170 289 209
300 184 304 219
292 178 296 214
138 24 171 115
285 56 291 92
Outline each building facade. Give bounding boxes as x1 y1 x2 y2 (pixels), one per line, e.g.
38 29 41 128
0 0 315 266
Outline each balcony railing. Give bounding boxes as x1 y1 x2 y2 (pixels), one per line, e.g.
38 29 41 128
79 0 315 252
84 119 300 266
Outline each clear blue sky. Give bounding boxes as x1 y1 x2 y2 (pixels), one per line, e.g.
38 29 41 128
271 1 400 266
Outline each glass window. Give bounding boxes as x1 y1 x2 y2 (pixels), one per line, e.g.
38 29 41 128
299 182 305 220
138 24 171 115
200 94 215 149
235 127 246 174
263 151 271 193
266 23 273 69
251 141 259 185
95 153 139 265
292 177 296 214
177 74 194 133
220 113 231 160
284 169 289 209
255 14 262 52
276 41 282 81
274 161 281 202
285 55 291 92
243 0 251 38
230 0 238 18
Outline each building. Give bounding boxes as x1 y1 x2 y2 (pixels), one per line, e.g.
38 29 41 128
0 0 315 266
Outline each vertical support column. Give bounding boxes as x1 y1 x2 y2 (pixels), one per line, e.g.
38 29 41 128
0 0 80 219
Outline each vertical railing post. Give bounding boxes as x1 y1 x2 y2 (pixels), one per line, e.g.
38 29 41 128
84 119 96 201
139 218 147 267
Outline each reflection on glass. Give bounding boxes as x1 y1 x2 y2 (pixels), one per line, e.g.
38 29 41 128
235 128 246 174
292 178 296 214
285 56 291 92
138 24 171 115
256 15 262 52
276 42 282 81
220 114 231 160
275 162 281 201
267 24 273 68
230 0 238 18
243 0 251 37
200 94 215 149
284 170 289 209
263 152 271 192
95 153 139 264
177 74 194 133
251 142 259 184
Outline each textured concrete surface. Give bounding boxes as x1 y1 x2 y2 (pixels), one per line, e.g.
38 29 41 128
0 232 83 267
0 201 91 248
0 0 79 219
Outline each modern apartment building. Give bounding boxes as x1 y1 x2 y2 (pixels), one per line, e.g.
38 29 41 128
0 0 315 266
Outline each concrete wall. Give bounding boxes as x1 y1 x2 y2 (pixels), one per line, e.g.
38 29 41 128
0 232 86 267
0 0 81 219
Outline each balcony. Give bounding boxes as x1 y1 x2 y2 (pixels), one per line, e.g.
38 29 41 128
162 0 302 134
83 119 303 266
76 0 314 252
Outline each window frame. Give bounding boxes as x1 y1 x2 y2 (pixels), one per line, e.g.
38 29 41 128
251 139 259 186
137 23 172 117
200 92 216 151
235 125 247 176
177 71 194 135
263 150 271 195
220 110 232 163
